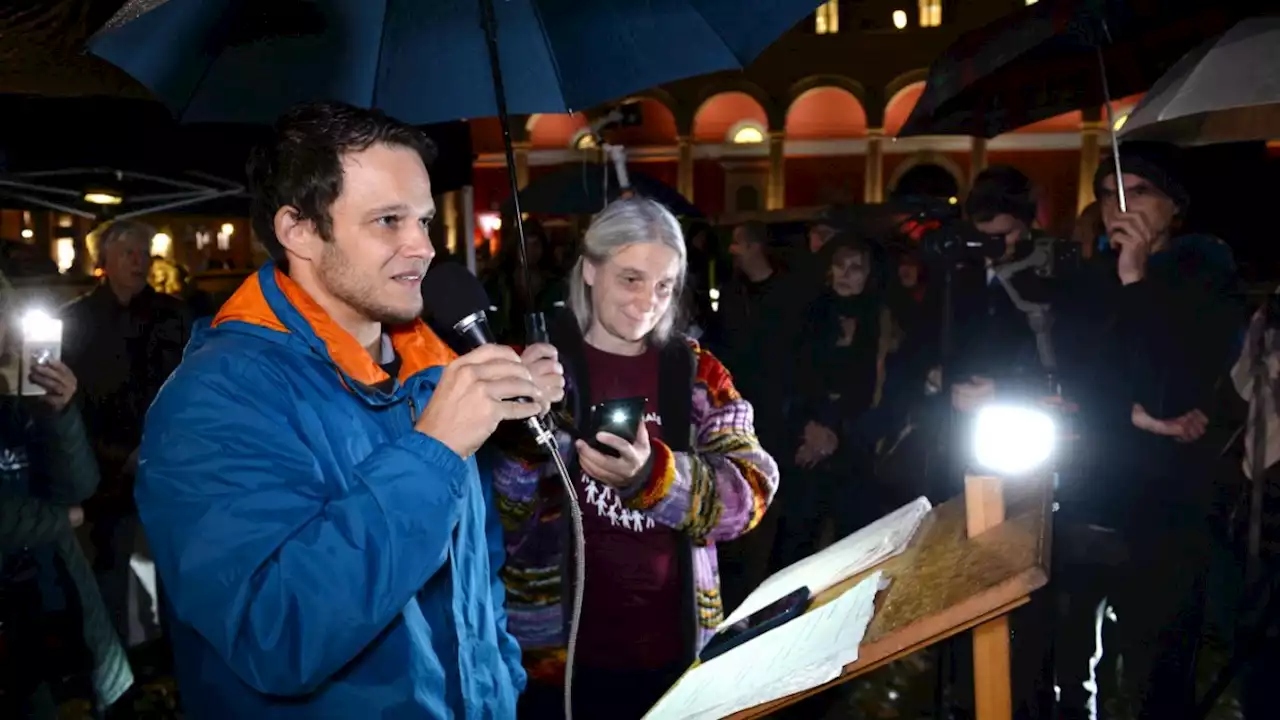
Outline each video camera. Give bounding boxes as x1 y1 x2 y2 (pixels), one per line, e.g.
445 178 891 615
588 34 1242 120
892 196 1005 265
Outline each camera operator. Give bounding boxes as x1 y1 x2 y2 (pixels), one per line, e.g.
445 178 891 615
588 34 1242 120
949 165 1075 411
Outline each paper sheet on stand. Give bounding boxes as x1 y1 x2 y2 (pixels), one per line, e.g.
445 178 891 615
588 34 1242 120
721 496 930 629
644 571 885 720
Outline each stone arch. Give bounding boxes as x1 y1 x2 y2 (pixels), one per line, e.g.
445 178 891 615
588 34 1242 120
887 150 966 197
692 91 770 144
884 81 927 136
627 87 685 132
526 113 589 149
788 74 868 113
885 68 929 105
785 84 868 140
693 78 783 132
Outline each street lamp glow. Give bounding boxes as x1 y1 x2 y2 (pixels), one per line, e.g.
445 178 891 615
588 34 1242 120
972 404 1056 476
892 10 908 30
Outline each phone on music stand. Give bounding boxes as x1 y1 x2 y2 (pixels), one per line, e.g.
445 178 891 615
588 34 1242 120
698 586 812 663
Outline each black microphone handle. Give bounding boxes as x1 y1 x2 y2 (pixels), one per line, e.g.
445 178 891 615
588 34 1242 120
451 311 555 446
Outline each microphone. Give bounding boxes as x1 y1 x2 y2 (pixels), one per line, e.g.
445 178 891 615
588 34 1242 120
422 261 586 720
421 262 555 447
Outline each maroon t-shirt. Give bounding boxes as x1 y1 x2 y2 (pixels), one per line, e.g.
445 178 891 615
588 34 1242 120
576 343 684 670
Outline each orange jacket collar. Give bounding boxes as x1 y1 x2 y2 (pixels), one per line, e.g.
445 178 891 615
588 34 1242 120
214 266 455 387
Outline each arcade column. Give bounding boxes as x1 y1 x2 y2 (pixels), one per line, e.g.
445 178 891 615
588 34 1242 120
864 128 885 203
677 135 695 203
767 131 786 210
1077 116 1103 214
513 141 532 190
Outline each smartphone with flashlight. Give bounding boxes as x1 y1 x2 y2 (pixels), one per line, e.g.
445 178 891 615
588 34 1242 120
584 396 647 457
19 309 62 397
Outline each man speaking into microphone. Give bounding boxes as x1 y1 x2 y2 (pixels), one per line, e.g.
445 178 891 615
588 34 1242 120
134 102 564 719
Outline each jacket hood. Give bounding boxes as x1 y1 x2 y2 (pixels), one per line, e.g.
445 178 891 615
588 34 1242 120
205 264 454 402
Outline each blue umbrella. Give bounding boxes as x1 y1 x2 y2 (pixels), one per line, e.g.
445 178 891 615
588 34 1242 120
89 0 815 325
88 0 824 125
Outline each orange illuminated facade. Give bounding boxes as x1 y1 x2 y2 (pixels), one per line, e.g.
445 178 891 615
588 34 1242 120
464 1 1156 238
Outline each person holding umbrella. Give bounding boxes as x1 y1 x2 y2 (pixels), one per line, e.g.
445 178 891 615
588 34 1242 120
1053 141 1240 718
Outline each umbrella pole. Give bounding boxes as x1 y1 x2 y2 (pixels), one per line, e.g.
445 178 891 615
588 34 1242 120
478 0 535 312
1095 40 1127 212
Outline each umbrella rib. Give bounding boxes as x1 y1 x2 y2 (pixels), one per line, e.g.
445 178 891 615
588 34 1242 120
684 1 746 65
524 0 569 111
369 0 394 108
171 0 240 122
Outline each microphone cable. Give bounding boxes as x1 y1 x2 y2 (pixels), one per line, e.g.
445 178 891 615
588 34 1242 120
525 416 584 720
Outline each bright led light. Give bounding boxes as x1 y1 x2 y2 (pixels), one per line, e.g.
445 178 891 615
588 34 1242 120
151 233 172 257
21 309 63 343
892 10 908 29
972 404 1056 475
610 409 629 425
20 228 34 239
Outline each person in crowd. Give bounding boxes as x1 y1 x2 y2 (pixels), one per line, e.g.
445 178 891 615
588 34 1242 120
1230 291 1280 720
494 197 780 720
713 220 794 611
775 233 893 566
0 269 133 718
949 165 1062 408
1053 141 1240 719
132 101 563 718
62 219 191 646
483 219 564 342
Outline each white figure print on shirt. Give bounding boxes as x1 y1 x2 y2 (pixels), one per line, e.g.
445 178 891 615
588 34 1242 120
583 476 658 532
579 411 661 532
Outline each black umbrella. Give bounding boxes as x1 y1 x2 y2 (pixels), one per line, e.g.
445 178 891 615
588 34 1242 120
899 0 1244 139
502 163 700 218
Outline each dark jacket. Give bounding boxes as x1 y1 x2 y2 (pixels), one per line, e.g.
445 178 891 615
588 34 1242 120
0 400 133 706
61 285 191 516
1061 234 1241 524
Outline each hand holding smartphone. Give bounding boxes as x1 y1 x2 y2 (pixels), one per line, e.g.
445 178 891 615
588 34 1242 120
584 396 646 458
20 309 62 397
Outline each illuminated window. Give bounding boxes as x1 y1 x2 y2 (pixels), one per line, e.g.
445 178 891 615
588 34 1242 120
918 0 942 28
571 129 598 150
815 1 839 35
151 232 172 257
727 121 766 145
55 238 76 273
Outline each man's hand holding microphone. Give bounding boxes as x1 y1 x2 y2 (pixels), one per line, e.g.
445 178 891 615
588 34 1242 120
415 343 566 459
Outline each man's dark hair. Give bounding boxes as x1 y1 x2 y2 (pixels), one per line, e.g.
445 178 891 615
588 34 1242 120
965 165 1037 226
246 101 438 271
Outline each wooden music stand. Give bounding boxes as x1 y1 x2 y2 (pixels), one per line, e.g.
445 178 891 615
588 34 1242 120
723 473 1052 719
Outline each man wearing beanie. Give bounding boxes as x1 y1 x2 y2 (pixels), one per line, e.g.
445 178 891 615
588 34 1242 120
1052 141 1240 719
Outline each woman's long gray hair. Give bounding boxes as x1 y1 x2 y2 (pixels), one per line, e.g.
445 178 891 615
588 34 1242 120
567 197 688 345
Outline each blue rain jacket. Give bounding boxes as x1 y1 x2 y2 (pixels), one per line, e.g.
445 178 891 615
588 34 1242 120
135 265 526 719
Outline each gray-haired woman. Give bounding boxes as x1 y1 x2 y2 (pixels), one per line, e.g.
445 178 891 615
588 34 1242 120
494 197 780 719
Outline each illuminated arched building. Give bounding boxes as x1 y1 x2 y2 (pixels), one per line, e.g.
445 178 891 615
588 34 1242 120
467 0 1147 237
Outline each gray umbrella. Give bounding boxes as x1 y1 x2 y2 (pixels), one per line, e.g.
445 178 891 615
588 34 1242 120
1119 15 1280 145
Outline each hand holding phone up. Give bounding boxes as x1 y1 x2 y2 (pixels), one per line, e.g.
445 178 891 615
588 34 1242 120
29 361 78 412
577 422 651 489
